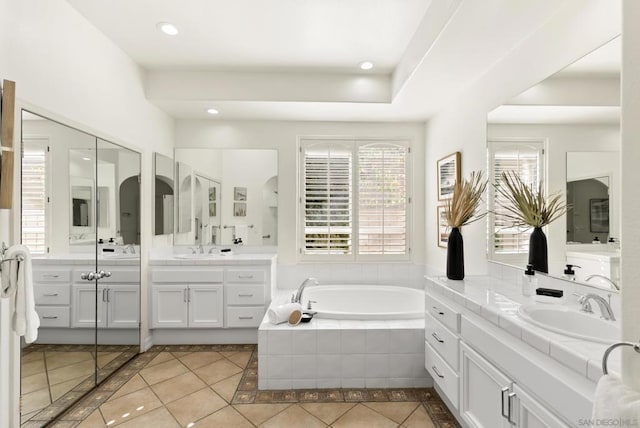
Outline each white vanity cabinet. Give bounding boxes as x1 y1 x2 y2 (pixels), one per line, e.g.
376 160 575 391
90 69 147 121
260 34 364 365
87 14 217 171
33 269 72 328
225 268 267 327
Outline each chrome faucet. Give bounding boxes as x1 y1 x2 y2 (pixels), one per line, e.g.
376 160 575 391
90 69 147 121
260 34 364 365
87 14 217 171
189 244 204 254
576 293 616 321
293 277 318 303
585 274 620 291
123 244 136 254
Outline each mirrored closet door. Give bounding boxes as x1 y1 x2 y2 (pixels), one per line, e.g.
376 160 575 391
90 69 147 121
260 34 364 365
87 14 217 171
20 111 141 425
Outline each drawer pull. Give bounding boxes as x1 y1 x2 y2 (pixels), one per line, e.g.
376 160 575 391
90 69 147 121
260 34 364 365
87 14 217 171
238 275 254 279
43 275 60 278
432 306 445 315
508 392 518 424
431 366 444 379
431 332 444 343
42 316 58 319
238 316 254 320
43 293 59 297
501 387 510 419
238 294 254 297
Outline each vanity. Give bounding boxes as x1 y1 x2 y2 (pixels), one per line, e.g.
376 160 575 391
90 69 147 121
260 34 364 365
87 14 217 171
425 271 619 428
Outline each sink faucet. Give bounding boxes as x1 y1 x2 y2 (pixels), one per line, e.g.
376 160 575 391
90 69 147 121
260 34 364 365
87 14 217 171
293 277 318 304
576 293 616 321
123 245 136 254
585 274 620 291
189 244 204 254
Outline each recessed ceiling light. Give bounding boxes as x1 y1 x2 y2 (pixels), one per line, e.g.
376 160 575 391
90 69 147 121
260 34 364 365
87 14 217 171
206 108 219 115
359 61 374 70
157 22 179 36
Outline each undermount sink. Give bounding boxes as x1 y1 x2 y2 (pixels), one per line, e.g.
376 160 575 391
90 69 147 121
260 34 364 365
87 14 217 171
517 304 619 344
173 254 219 259
101 253 139 259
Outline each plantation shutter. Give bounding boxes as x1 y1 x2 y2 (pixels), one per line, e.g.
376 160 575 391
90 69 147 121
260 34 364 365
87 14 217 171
302 142 353 255
490 141 543 254
358 143 408 254
21 141 48 254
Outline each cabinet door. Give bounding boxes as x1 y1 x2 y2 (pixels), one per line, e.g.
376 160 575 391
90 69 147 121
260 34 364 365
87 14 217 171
513 384 568 428
106 285 139 328
71 285 107 328
151 285 188 328
188 284 224 328
460 343 512 428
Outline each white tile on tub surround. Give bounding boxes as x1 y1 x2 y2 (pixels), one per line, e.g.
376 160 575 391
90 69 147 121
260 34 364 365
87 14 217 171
267 330 292 355
413 377 432 388
365 378 389 388
341 378 365 388
267 355 292 379
330 264 363 283
258 330 268 355
359 263 379 283
365 354 389 378
258 357 268 381
317 354 341 379
292 355 317 379
268 379 292 389
291 379 317 389
389 378 415 388
388 354 415 378
292 330 317 355
317 379 341 389
341 354 366 378
377 264 396 283
366 329 390 354
341 331 366 354
388 329 419 354
317 330 341 354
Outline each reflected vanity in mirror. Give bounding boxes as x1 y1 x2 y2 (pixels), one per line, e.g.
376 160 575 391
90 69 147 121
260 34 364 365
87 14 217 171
154 152 175 236
173 149 278 246
487 36 620 290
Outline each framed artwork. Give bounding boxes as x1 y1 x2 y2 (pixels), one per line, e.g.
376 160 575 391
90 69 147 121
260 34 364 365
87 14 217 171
437 152 461 201
234 186 247 201
589 198 609 233
437 205 450 248
209 203 216 217
234 202 247 217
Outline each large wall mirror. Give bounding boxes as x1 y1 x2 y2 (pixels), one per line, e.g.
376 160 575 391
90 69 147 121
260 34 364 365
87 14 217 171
173 149 278 246
487 36 620 290
20 110 141 424
154 152 175 236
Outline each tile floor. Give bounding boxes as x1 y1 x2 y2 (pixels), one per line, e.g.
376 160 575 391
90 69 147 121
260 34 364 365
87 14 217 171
36 345 459 427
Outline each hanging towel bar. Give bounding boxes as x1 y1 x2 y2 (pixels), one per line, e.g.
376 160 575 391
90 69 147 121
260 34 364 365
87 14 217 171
602 341 640 374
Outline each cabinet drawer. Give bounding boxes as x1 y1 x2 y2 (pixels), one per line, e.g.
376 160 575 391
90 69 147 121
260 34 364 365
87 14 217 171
33 270 70 283
425 341 459 409
34 284 70 305
227 285 265 305
425 311 460 371
226 270 265 283
427 293 461 333
36 306 70 327
226 306 265 327
151 269 223 283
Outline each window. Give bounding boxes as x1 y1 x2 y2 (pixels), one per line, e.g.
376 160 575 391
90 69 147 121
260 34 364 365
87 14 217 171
21 139 49 254
300 139 410 259
488 140 544 258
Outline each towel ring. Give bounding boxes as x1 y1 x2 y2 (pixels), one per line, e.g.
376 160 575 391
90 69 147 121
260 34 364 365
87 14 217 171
602 341 640 375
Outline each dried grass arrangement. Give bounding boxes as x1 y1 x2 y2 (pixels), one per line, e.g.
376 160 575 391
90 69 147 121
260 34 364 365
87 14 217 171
444 171 488 228
494 171 568 228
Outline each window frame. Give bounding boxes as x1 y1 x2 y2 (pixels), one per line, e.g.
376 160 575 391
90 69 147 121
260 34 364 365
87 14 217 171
487 138 546 263
298 137 412 262
21 137 51 255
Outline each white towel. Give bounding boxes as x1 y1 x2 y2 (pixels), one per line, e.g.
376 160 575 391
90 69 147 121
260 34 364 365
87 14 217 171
235 224 249 244
593 374 640 419
268 302 302 325
0 245 40 344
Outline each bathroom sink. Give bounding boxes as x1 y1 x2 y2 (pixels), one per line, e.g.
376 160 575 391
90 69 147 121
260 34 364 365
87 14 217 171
173 254 220 259
101 253 139 259
517 304 619 343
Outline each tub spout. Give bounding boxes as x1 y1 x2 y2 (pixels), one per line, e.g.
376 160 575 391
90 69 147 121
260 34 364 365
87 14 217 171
293 277 318 304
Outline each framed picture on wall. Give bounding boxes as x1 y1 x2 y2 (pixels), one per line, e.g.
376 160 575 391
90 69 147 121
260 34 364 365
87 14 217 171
234 202 247 217
437 205 450 248
590 198 609 233
437 152 461 200
234 187 247 201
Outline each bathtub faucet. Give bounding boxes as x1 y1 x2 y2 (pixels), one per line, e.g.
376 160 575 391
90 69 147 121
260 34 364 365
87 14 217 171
293 277 318 304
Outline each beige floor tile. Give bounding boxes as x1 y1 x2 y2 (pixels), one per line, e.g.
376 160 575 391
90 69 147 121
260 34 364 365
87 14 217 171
363 402 420 424
193 359 243 385
166 388 227 426
227 352 252 369
300 403 357 425
20 409 41 422
145 352 176 368
48 359 95 386
21 371 49 395
333 404 397 428
178 351 224 370
402 405 436 428
45 351 94 370
211 373 243 403
196 405 253 428
233 403 292 426
96 352 121 368
151 371 206 404
22 351 44 363
117 407 180 428
50 375 90 401
260 404 326 428
99 387 163 425
139 359 188 385
219 351 237 358
108 374 148 401
21 359 46 378
21 387 51 414
76 408 105 428
170 351 192 358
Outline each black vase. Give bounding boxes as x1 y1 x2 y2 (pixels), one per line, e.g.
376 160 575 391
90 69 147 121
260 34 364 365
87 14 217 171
447 227 465 280
528 227 548 273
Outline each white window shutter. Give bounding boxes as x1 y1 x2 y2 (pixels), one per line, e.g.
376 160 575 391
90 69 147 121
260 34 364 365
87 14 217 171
21 142 48 254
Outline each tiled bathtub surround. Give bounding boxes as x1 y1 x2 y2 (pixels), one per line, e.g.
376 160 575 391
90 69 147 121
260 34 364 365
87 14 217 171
258 316 431 390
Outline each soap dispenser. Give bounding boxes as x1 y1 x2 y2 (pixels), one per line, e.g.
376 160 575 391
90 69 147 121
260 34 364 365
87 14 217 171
563 264 580 281
522 264 537 297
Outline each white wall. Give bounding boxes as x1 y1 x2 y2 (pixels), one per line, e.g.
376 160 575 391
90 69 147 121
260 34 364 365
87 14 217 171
175 120 425 265
0 2 175 424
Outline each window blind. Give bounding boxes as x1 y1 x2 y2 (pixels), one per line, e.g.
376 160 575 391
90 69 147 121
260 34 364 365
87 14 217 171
21 144 47 254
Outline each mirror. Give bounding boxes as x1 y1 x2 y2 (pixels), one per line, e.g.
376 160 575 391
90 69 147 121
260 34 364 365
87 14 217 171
174 149 278 246
487 37 620 289
177 161 192 234
154 152 175 236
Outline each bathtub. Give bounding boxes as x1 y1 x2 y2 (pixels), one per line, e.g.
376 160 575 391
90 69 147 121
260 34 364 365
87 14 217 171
304 285 424 320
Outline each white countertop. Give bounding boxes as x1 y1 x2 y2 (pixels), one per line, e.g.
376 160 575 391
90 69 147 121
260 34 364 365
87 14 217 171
426 275 620 383
150 253 276 266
